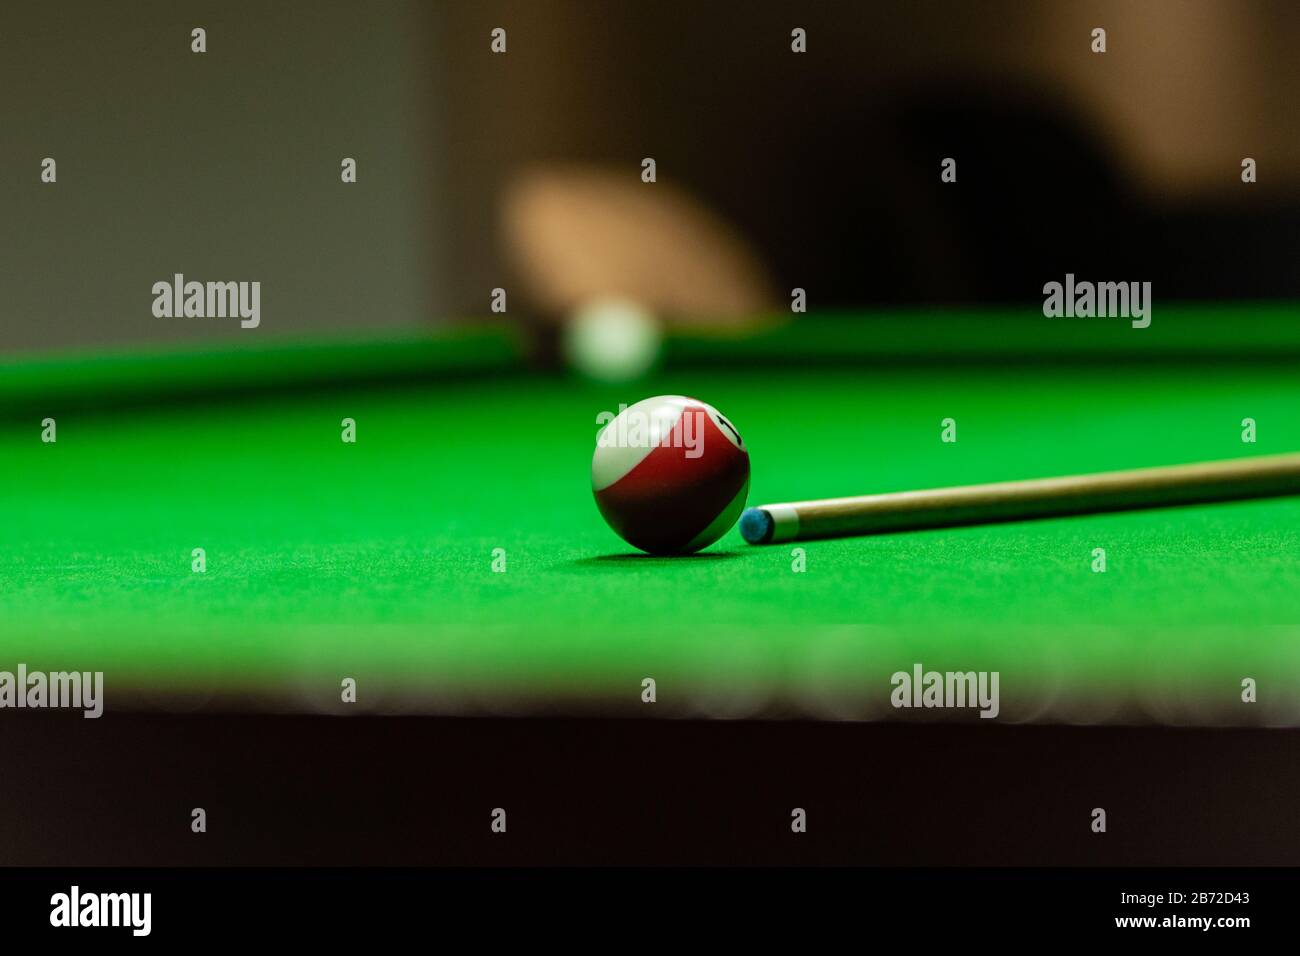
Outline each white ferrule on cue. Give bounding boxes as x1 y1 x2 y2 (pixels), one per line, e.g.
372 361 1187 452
740 452 1300 544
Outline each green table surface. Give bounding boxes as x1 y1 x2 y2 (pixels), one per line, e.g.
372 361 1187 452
3 306 1299 722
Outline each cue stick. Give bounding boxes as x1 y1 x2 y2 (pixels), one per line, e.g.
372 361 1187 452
739 451 1300 544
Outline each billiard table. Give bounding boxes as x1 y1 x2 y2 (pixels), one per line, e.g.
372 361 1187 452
3 303 1300 726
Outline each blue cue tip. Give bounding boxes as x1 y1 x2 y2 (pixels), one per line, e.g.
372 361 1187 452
739 507 774 544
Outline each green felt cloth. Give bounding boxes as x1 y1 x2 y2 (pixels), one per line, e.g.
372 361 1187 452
3 306 1299 721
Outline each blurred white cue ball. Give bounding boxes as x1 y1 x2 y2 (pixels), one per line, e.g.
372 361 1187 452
562 297 664 382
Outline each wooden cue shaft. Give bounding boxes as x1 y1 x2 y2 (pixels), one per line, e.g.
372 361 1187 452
741 452 1300 544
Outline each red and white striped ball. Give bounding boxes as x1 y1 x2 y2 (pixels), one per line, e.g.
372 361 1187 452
592 395 750 555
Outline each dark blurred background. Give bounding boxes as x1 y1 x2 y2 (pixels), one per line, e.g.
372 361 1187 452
3 0 1298 352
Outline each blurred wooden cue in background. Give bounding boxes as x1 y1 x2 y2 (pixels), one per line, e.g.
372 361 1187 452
740 452 1300 544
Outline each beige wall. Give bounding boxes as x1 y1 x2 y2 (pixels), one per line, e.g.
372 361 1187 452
1 1 441 353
